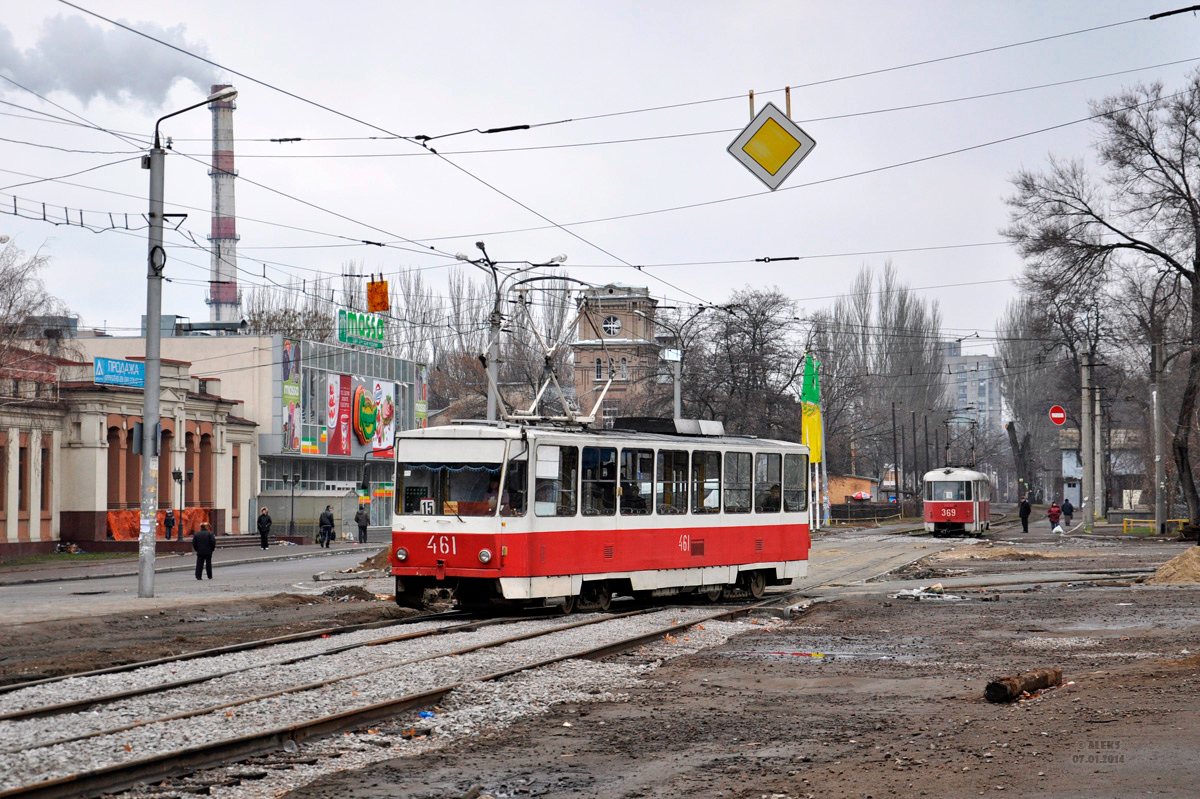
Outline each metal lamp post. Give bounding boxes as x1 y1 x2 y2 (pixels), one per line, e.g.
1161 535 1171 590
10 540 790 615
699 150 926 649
137 86 238 599
171 468 183 530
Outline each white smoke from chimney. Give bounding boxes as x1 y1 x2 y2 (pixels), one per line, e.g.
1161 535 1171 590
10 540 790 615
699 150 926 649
0 14 217 107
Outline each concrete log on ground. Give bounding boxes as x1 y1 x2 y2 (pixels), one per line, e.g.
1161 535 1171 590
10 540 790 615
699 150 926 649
985 667 1062 703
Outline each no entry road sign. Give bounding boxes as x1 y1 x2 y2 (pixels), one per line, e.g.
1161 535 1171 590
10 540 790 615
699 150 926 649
1049 405 1066 426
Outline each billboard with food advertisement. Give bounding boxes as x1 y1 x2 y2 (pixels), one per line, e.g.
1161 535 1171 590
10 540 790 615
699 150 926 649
326 373 352 456
372 379 396 458
281 339 301 453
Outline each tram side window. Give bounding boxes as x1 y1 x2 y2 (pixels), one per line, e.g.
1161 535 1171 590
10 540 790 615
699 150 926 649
501 460 528 516
723 451 752 513
582 446 617 516
783 453 808 512
657 450 689 514
754 452 782 513
691 450 721 513
535 445 579 516
620 448 653 515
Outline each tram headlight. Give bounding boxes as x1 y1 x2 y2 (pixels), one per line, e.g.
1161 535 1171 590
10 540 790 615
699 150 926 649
396 547 408 562
478 548 493 564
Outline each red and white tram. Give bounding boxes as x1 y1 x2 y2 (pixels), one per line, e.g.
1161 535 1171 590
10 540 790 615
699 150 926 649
923 467 992 534
390 422 811 611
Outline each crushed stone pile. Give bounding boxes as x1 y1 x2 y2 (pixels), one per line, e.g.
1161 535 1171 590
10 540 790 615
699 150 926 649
321 585 378 602
1146 546 1200 585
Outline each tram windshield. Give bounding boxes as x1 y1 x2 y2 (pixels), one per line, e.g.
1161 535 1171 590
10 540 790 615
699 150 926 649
927 480 972 501
399 461 527 517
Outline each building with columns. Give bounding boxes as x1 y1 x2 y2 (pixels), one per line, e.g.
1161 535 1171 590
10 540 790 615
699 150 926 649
570 285 662 422
0 349 255 557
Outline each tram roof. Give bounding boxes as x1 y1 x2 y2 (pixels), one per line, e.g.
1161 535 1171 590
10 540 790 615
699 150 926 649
398 421 807 451
923 467 990 481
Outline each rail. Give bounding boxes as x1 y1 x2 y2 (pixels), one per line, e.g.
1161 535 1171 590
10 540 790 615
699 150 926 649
0 602 775 799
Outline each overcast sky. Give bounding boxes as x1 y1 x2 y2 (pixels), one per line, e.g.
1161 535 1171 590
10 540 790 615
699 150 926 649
2 1 1198 356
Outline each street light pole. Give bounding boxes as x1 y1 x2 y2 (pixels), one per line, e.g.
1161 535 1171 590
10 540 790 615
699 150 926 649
137 87 237 598
455 243 566 423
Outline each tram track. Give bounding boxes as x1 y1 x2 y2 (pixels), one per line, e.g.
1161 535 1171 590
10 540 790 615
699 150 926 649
0 609 474 697
0 601 773 799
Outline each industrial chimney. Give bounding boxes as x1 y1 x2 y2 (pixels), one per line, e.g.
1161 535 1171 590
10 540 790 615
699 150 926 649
207 84 240 322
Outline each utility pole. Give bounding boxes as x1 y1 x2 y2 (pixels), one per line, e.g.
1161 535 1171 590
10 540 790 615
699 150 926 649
1152 341 1166 535
900 426 907 502
891 402 900 503
934 427 940 467
138 139 165 599
1094 384 1105 520
911 410 918 490
923 415 930 477
1081 351 1093 532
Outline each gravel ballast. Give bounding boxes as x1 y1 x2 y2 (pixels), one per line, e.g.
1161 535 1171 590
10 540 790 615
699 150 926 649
0 609 754 790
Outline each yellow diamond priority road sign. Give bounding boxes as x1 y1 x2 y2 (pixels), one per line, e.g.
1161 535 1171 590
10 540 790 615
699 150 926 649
727 101 817 191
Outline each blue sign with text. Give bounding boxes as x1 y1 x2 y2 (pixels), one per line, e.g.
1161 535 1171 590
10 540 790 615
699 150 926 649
94 357 145 388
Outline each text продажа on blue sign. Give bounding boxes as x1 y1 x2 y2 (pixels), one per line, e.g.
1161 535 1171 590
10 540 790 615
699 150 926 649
94 357 145 388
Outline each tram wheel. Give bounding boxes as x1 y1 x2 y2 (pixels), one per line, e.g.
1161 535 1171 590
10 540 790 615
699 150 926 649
703 585 724 603
581 582 612 612
559 594 576 615
743 570 766 600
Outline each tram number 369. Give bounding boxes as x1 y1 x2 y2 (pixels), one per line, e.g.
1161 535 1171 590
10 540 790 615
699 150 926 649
940 508 958 518
427 535 457 555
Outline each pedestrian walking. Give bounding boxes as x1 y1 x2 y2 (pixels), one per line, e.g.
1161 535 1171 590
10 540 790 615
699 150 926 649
1061 498 1074 529
163 509 176 541
257 507 272 550
1018 496 1031 533
1047 501 1062 533
354 505 370 545
319 505 335 548
193 522 216 580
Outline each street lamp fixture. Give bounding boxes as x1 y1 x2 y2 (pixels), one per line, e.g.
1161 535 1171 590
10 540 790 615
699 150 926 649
137 87 238 599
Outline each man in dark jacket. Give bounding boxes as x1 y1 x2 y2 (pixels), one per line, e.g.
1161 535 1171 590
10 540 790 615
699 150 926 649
193 522 217 580
354 506 370 545
1018 496 1032 533
1061 498 1074 529
163 509 176 541
257 507 272 550
319 506 335 548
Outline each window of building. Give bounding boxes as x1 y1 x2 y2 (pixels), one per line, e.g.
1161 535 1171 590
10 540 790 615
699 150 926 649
619 357 628 380
691 450 720 513
656 450 688 514
754 452 782 513
535 445 578 517
594 357 602 380
18 445 29 512
581 446 617 516
783 453 808 512
619 448 653 515
40 446 50 512
723 451 752 513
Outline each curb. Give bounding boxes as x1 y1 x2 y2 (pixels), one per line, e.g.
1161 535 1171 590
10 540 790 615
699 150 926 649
0 545 387 587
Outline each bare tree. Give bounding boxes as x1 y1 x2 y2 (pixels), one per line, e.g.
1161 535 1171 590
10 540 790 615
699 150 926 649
243 276 336 342
0 243 76 405
1003 69 1200 533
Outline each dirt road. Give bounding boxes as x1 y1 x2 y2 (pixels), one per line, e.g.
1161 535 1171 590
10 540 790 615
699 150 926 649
286 582 1200 799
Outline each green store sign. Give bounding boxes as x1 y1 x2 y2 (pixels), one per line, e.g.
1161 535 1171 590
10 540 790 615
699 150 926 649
338 309 385 349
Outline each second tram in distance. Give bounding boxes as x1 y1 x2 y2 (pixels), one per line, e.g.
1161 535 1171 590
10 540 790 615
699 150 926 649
389 422 812 612
922 467 993 534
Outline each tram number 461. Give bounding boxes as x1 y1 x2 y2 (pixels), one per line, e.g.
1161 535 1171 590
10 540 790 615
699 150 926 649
678 534 690 552
427 535 457 555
